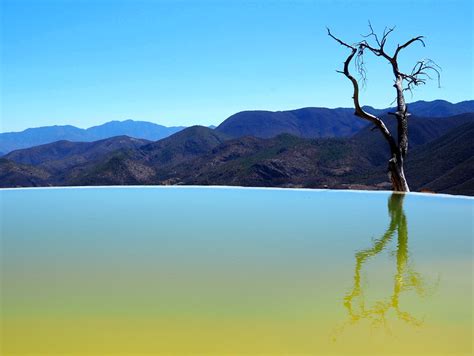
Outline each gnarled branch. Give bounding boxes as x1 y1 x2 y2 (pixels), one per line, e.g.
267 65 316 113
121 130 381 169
327 28 397 154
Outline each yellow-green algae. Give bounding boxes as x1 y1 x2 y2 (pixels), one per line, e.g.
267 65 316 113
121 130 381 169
0 187 472 355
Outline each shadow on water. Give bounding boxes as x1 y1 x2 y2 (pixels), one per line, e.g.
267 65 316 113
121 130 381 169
333 193 439 339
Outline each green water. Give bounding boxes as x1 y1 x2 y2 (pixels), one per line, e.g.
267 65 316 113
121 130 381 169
0 187 472 355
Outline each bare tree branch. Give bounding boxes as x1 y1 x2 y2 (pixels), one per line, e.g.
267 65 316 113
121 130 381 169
398 59 442 94
327 28 398 154
326 27 355 49
394 36 425 60
362 21 395 53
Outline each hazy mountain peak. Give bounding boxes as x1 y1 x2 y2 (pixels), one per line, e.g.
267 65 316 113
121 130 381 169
0 121 185 154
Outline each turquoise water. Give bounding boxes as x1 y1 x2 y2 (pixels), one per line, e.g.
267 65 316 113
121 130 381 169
0 187 472 355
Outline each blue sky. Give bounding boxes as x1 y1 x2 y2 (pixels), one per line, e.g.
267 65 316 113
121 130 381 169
1 0 473 132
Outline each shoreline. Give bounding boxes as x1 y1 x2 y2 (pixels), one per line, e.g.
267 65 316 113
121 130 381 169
1 185 472 200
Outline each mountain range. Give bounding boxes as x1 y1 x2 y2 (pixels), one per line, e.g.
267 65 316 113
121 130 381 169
1 100 473 195
0 120 184 154
2 99 473 155
215 100 474 139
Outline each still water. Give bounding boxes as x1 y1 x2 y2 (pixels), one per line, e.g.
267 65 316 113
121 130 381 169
0 187 472 355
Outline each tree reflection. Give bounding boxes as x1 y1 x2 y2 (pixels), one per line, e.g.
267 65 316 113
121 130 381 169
334 193 438 338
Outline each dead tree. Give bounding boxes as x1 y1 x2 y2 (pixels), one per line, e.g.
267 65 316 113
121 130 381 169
328 24 440 192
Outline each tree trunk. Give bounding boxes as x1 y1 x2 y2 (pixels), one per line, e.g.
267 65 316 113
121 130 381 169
388 151 409 192
389 75 410 192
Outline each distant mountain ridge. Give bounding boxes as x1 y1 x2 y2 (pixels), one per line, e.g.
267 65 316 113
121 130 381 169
215 107 366 139
2 100 473 155
215 99 474 139
0 120 185 154
363 99 474 118
4 136 150 172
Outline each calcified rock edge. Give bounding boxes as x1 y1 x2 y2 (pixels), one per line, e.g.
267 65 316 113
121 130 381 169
1 186 472 200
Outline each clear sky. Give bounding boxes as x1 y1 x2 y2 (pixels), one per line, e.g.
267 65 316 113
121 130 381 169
1 0 473 132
